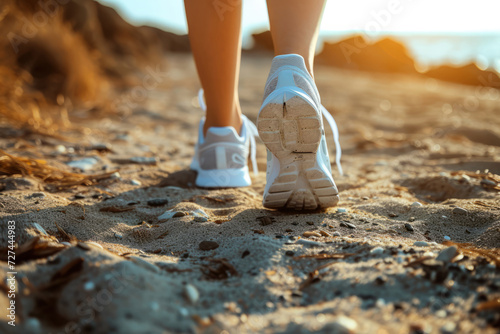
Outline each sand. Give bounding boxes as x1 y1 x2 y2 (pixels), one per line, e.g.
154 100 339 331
1 53 499 334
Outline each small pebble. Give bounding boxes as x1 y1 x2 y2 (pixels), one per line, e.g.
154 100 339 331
440 322 456 334
324 315 358 334
452 207 468 215
83 281 95 291
370 247 384 255
319 230 332 237
340 222 356 229
411 201 423 207
436 246 458 262
332 231 341 237
199 240 219 251
192 209 209 222
303 231 322 238
28 192 46 199
67 158 99 171
443 235 451 241
362 197 369 200
481 179 497 186
114 232 123 239
129 157 157 165
337 208 347 213
147 198 169 207
60 241 72 247
110 172 121 179
184 284 199 304
413 241 429 247
285 250 295 257
408 217 415 222
375 298 386 307
404 223 414 232
178 307 189 317
158 210 186 221
435 310 447 318
55 145 66 153
74 194 85 199
296 239 324 247
150 301 160 312
130 179 141 186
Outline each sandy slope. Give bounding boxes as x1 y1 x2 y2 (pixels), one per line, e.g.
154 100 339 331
0 53 499 333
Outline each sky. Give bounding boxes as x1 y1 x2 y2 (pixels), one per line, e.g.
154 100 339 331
98 0 500 37
98 0 500 69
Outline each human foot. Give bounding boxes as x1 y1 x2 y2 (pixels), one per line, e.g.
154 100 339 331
257 54 342 209
191 90 259 188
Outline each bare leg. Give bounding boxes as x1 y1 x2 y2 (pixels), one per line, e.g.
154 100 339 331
184 0 242 134
267 0 326 76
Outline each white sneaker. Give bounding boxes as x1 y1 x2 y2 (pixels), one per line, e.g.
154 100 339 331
257 54 343 210
191 89 259 188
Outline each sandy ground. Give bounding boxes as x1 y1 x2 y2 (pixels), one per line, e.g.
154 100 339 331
1 53 499 334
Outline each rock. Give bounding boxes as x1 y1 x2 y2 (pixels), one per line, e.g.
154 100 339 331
303 231 322 238
1 176 39 191
296 239 324 247
129 157 157 165
337 208 347 213
374 160 388 166
33 223 48 236
130 179 141 186
55 145 67 154
440 322 456 334
128 255 160 274
158 210 186 221
370 247 384 255
90 143 112 152
110 172 121 179
436 246 458 262
319 230 332 237
481 179 497 187
324 315 358 334
83 281 95 291
60 241 72 247
28 192 46 199
452 207 468 215
340 222 356 229
285 250 295 257
147 198 169 207
411 202 423 207
114 232 123 239
413 241 429 247
184 284 199 304
199 240 219 251
332 231 341 237
375 276 387 285
404 223 414 232
192 209 209 222
67 157 99 171
443 235 451 241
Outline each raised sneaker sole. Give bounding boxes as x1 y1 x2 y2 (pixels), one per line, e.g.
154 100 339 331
257 88 339 210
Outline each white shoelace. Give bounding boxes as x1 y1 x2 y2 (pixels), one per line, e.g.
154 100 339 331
320 105 343 176
198 89 259 175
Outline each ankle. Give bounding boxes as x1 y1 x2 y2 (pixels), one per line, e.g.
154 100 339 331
203 109 242 136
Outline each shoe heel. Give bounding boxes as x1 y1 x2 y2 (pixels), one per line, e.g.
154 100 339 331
257 89 322 159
